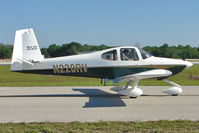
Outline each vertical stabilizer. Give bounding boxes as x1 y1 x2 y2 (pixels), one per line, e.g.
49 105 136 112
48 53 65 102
11 28 44 71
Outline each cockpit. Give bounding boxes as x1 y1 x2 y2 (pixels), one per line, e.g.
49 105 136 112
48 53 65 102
120 48 139 61
101 47 152 61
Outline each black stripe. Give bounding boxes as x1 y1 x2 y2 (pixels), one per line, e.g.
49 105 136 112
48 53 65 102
14 65 186 79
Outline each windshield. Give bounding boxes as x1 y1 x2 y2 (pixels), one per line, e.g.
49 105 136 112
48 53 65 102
139 49 152 59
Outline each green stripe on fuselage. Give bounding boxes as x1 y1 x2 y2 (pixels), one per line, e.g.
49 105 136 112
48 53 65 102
20 65 186 79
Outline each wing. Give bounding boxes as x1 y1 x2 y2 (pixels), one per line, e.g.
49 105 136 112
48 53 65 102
111 69 172 84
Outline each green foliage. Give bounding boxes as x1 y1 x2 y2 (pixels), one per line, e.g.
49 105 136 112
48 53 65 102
45 42 111 58
0 120 199 133
40 48 50 58
0 42 199 59
143 44 199 59
0 43 13 59
47 44 59 57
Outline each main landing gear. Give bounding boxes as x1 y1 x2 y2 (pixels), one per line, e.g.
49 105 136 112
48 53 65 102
111 79 143 98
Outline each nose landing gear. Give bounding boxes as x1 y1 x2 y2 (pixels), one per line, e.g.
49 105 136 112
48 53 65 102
162 79 183 96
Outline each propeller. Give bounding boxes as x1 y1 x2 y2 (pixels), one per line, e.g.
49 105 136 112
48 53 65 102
181 52 193 79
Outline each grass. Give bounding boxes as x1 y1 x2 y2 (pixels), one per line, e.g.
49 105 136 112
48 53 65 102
0 120 199 133
0 65 199 87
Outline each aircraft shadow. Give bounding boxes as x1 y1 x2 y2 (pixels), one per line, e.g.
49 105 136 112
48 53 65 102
72 89 126 108
142 94 169 97
142 94 199 97
0 88 126 108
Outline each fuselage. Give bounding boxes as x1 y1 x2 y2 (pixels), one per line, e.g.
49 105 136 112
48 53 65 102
17 46 193 79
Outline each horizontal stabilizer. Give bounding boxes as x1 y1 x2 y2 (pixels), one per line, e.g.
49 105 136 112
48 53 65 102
16 58 34 66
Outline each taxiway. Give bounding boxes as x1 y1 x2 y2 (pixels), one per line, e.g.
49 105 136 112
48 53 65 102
0 86 199 123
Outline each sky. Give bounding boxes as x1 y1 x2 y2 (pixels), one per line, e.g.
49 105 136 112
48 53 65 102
0 0 199 48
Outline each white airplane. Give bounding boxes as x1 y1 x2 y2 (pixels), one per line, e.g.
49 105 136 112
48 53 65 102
11 28 193 98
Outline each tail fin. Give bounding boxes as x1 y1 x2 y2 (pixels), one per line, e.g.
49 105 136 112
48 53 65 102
11 28 44 71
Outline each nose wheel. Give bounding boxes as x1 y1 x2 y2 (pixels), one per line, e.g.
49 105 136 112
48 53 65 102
162 79 183 95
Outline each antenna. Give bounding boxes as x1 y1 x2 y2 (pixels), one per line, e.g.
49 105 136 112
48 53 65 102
135 42 140 48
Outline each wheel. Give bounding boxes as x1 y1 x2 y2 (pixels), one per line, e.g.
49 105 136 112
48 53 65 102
130 96 137 98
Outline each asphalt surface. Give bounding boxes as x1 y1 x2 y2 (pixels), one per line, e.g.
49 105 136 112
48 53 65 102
0 86 199 123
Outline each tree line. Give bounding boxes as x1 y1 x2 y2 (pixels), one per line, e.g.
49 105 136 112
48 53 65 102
0 44 13 59
0 42 199 59
143 44 199 59
40 42 112 58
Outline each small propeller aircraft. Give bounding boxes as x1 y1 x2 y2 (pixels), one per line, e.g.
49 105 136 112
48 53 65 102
11 28 193 98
